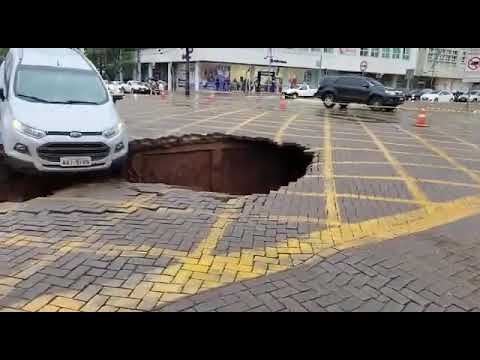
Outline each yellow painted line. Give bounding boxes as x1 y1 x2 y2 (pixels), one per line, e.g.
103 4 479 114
332 137 375 144
284 191 430 205
360 122 430 203
400 162 461 171
226 112 270 134
283 191 326 197
382 141 427 149
304 147 323 153
389 150 442 158
418 178 480 189
336 193 433 206
398 126 480 185
453 157 480 163
280 133 323 140
274 113 300 144
288 126 323 132
323 112 342 229
433 130 480 151
188 202 241 258
333 175 403 181
334 161 390 165
324 194 480 248
165 108 249 135
333 147 382 153
128 105 225 119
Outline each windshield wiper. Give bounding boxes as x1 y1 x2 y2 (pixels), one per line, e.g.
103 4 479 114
60 100 100 105
17 94 57 103
17 94 100 105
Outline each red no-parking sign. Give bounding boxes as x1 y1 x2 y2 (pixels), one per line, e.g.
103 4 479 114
467 57 480 71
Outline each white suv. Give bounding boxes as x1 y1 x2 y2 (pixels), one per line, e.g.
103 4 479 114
0 48 128 173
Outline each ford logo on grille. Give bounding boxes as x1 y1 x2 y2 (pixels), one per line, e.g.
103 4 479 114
70 132 82 138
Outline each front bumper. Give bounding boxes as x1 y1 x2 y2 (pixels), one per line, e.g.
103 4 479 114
3 131 129 173
383 97 403 106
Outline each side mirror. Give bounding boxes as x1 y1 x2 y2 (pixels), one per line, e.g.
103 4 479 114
0 88 4 101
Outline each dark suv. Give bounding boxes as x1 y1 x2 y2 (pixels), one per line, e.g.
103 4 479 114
315 76 404 111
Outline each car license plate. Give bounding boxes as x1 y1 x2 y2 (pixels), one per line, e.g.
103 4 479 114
60 157 92 167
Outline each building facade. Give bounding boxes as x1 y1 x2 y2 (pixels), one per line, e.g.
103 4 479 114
138 48 419 92
414 48 471 91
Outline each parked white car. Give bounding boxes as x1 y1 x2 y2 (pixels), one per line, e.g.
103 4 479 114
460 90 480 102
282 84 317 98
0 48 128 173
104 80 124 101
120 82 132 94
127 81 150 94
421 90 454 103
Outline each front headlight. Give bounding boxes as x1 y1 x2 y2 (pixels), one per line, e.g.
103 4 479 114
12 120 46 139
103 122 124 139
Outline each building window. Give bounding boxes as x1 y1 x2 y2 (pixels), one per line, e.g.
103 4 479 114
382 48 390 58
402 48 410 60
370 48 379 57
360 48 369 57
461 51 467 64
428 48 458 64
323 48 334 54
392 48 400 59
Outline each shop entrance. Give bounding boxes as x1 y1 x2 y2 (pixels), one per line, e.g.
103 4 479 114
257 71 276 92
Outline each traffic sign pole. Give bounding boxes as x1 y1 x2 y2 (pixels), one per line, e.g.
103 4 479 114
360 61 368 77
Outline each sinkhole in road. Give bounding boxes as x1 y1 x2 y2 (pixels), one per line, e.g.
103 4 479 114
125 134 313 195
0 134 313 203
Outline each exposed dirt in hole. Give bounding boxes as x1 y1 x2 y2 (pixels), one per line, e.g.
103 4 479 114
125 134 313 195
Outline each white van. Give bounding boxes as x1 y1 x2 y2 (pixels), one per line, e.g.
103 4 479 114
0 48 128 173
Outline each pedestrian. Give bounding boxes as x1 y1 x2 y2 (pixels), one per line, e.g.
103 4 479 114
233 78 238 92
216 77 220 91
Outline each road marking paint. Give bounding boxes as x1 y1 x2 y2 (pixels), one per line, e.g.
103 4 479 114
274 113 300 143
165 109 249 135
360 121 430 203
323 112 342 229
398 126 480 185
336 193 433 205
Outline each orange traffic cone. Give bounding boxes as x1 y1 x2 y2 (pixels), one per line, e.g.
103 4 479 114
279 97 287 111
415 108 429 127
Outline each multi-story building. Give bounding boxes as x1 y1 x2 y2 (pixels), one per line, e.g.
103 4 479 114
138 48 418 91
414 48 471 91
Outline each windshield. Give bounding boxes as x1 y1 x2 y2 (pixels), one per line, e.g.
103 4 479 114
430 91 440 94
367 79 383 87
14 65 108 105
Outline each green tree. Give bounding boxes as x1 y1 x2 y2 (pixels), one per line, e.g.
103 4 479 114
0 48 8 58
85 48 136 81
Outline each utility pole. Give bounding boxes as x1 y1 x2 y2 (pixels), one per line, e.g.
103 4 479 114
318 49 323 87
431 48 442 89
136 48 141 81
182 48 194 97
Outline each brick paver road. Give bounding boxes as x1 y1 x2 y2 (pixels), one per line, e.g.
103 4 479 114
1 93 480 312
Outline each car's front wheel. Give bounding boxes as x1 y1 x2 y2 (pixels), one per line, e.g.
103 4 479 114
369 96 383 111
339 104 348 110
323 93 336 108
292 93 298 99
